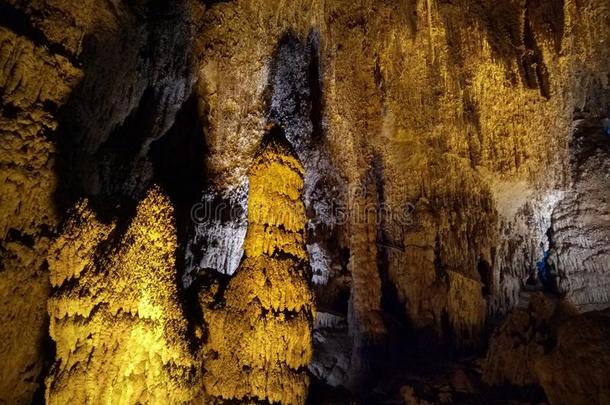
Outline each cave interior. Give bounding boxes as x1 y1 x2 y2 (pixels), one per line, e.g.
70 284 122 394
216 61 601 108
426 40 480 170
0 0 609 404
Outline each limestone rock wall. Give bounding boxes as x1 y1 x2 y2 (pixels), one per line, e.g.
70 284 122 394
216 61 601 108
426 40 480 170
0 1 205 401
483 294 610 404
0 5 82 402
0 233 52 404
482 293 576 387
548 119 610 311
535 308 610 405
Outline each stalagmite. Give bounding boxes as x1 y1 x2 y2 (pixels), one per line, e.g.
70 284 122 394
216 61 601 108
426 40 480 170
46 187 199 404
203 133 314 405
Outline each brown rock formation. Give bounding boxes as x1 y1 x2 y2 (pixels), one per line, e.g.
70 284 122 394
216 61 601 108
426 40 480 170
535 308 610 405
483 293 576 387
0 10 81 403
0 234 52 404
484 294 610 404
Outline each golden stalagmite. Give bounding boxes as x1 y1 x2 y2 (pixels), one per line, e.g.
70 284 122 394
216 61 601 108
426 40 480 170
203 134 315 405
45 186 199 404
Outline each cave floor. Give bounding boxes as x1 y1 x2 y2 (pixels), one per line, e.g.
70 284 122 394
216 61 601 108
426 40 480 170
308 355 547 405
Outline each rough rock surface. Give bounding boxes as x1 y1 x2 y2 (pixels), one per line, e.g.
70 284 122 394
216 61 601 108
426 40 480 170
535 308 610 405
193 0 610 385
46 186 200 404
0 1 204 401
483 293 576 387
184 184 248 282
203 138 314 404
484 294 610 404
0 5 82 402
309 312 351 388
0 234 52 404
548 119 610 311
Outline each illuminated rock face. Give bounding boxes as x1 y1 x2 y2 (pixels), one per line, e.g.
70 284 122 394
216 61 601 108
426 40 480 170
46 186 199 404
0 23 82 403
547 120 610 311
0 235 52 404
446 271 486 347
203 136 314 405
0 1 204 400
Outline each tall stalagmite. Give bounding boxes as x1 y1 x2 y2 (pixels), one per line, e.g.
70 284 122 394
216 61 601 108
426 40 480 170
203 133 314 405
45 186 199 404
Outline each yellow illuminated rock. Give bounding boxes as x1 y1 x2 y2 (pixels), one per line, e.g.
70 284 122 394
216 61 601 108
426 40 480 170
203 136 314 405
45 186 199 404
0 236 52 404
0 25 82 403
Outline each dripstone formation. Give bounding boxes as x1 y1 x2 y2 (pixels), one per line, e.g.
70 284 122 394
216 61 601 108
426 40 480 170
46 187 200 404
203 136 314 405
